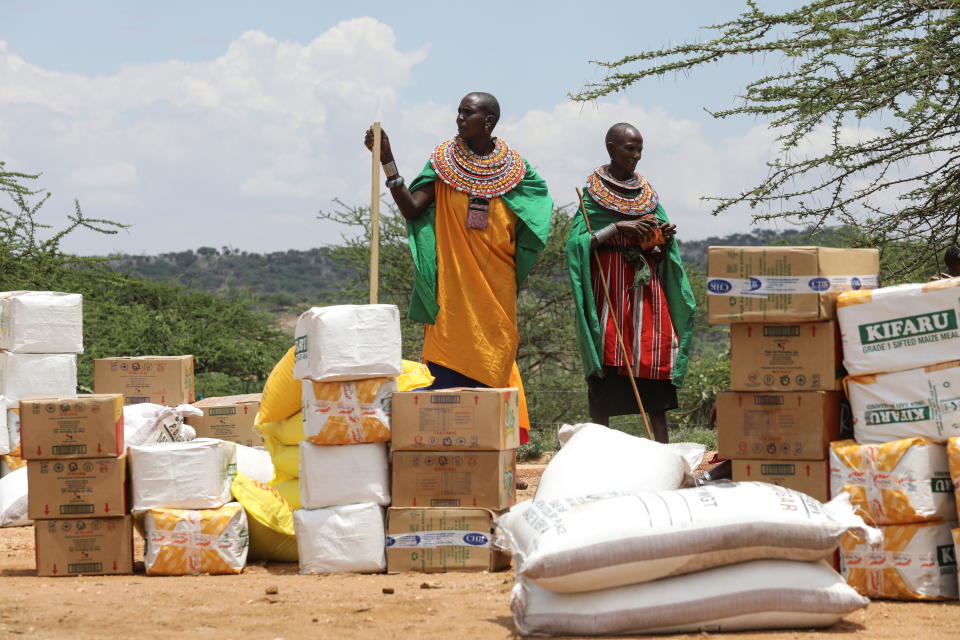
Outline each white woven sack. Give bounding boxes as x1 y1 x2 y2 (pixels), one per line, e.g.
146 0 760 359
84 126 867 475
0 467 29 527
0 353 76 402
129 438 236 510
235 444 273 484
292 304 402 382
294 503 386 574
497 481 878 593
299 441 390 509
512 560 869 636
0 291 83 353
535 423 703 502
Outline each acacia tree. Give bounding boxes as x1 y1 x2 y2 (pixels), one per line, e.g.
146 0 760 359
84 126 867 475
573 1 960 273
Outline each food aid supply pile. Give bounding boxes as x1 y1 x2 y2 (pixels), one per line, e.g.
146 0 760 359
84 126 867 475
386 384 522 573
497 423 873 636
708 246 880 501
831 280 960 600
21 393 133 576
130 438 249 575
289 305 401 574
0 292 83 476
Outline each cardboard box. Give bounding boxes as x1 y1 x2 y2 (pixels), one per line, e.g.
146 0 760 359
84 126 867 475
730 321 842 391
186 394 262 447
28 455 127 519
391 388 519 451
391 449 516 510
93 356 195 406
20 394 124 460
35 516 133 576
707 246 879 324
717 391 841 460
386 507 510 572
732 459 829 503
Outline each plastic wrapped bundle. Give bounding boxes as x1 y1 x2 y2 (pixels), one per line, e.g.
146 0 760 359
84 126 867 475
294 503 385 574
130 438 236 510
144 502 249 575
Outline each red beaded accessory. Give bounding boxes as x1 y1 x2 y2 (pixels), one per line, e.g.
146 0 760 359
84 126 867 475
586 165 659 216
430 137 526 198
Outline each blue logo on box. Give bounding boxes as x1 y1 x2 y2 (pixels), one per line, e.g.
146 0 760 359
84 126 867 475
463 533 489 546
707 279 733 294
385 536 396 547
748 277 762 291
808 277 830 291
852 277 862 290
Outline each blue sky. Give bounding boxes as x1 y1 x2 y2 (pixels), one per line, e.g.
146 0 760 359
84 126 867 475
1 1 795 254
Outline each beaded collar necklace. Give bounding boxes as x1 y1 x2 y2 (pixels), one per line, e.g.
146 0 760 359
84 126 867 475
586 165 659 216
430 136 526 198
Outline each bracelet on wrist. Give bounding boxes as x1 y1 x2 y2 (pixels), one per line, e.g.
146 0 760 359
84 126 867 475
382 160 398 179
593 223 618 245
385 175 405 190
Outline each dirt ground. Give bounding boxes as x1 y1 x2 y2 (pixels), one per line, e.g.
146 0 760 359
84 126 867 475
1 463 959 640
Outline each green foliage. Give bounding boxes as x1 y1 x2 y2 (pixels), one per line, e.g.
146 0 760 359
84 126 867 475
572 1 960 277
0 164 289 397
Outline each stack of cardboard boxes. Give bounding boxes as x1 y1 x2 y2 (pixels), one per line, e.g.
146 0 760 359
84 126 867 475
92 355 195 407
709 246 880 502
386 388 516 572
22 393 133 577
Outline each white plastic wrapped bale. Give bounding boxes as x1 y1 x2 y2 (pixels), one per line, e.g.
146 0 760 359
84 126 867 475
841 520 959 600
235 444 273 484
511 560 869 637
0 291 83 353
0 396 15 456
294 503 386 574
144 502 249 575
848 361 960 444
535 423 703 502
124 403 202 446
0 466 29 527
0 353 76 402
497 482 878 594
292 304 402 382
299 441 389 509
838 279 960 376
130 438 236 510
830 438 955 524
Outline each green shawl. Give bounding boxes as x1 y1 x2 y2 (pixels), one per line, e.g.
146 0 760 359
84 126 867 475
565 191 696 387
405 160 553 324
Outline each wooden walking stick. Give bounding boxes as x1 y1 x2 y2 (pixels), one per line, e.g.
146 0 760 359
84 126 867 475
369 122 382 304
576 187 654 441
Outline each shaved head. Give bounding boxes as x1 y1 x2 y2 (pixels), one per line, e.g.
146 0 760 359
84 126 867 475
606 122 642 146
464 92 501 125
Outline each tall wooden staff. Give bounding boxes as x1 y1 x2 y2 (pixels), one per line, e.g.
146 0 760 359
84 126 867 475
576 187 654 440
369 122 382 304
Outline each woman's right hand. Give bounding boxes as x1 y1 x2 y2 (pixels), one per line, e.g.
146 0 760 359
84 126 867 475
614 218 657 243
364 125 394 163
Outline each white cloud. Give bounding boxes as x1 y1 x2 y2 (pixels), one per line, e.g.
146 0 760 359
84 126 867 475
0 19 779 256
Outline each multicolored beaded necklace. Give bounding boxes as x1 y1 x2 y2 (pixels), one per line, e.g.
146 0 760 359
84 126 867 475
430 137 526 199
586 165 659 216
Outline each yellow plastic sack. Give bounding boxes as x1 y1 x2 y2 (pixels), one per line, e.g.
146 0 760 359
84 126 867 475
947 437 960 521
258 411 305 447
257 418 301 484
398 360 434 391
144 502 249 576
231 472 298 563
830 438 954 525
272 479 302 511
302 377 394 445
257 346 301 425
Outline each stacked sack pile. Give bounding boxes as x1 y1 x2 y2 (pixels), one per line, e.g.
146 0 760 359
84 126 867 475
832 278 960 600
0 292 82 527
289 304 400 574
707 247 880 500
498 423 877 636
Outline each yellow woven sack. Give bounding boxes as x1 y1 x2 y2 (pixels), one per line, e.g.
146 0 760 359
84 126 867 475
258 411 305 447
398 360 434 391
272 479 301 510
272 442 300 482
231 472 298 563
256 346 301 425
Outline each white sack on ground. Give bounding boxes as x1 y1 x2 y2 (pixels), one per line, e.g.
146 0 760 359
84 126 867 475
294 503 385 574
847 362 960 444
0 291 83 353
123 403 202 446
0 467 30 527
130 438 236 510
838 279 960 376
497 481 878 594
299 441 390 509
292 304 402 382
536 423 703 502
511 560 869 637
235 444 273 484
0 353 76 402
